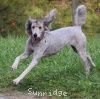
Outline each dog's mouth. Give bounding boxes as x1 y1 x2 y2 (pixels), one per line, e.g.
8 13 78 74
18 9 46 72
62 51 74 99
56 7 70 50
34 37 40 41
30 35 40 42
30 32 45 42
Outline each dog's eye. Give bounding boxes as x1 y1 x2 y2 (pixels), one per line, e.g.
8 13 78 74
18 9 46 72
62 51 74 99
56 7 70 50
39 27 42 29
32 26 35 29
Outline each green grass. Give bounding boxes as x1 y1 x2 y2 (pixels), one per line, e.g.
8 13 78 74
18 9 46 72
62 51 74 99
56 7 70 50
0 35 100 98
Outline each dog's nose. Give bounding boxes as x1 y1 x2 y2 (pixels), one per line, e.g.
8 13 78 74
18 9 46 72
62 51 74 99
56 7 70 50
33 33 37 38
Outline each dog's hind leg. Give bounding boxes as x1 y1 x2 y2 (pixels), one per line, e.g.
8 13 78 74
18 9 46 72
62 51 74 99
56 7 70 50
78 49 90 75
71 45 95 68
71 44 90 74
87 52 96 67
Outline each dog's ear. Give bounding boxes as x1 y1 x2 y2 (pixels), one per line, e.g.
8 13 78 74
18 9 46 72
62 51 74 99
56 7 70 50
43 8 57 29
25 18 33 35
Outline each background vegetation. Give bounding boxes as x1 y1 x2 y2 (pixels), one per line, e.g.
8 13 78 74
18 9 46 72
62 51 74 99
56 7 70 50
0 0 100 98
0 0 100 37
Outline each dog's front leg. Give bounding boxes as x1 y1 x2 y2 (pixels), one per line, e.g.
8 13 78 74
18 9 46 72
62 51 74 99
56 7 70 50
11 52 31 70
13 58 39 85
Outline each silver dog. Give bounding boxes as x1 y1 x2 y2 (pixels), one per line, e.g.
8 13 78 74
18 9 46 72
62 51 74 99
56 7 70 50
12 5 95 85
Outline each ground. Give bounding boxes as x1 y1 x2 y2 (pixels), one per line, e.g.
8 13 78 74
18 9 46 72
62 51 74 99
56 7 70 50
0 92 48 99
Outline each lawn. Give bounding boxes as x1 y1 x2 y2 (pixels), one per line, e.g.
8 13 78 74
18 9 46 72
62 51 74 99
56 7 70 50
0 34 100 98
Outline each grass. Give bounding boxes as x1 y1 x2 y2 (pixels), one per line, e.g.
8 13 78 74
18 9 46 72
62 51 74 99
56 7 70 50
0 34 100 98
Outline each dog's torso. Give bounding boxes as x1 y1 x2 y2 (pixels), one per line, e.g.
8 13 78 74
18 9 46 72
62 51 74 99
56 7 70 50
28 26 86 58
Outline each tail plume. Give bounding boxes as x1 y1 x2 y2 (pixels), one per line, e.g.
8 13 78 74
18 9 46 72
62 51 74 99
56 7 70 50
75 5 86 26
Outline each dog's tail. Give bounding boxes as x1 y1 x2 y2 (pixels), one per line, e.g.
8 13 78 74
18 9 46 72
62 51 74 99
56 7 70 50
75 5 86 26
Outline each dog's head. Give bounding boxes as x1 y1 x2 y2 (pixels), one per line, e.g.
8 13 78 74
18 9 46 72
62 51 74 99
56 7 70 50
25 8 57 41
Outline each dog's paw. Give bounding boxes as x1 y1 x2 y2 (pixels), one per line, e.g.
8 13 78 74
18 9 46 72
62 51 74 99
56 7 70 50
11 66 17 70
11 64 18 70
12 78 20 85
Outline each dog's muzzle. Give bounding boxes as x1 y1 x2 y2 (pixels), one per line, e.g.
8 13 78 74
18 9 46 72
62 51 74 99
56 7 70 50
33 33 37 39
30 32 45 42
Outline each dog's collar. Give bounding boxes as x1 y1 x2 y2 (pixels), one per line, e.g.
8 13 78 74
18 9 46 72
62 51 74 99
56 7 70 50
30 32 45 43
39 32 45 42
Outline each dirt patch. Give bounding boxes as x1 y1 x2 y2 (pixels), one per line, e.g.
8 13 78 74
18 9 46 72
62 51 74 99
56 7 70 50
0 92 48 99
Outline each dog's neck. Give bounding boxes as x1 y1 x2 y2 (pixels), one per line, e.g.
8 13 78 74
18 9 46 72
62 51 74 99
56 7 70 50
30 32 45 43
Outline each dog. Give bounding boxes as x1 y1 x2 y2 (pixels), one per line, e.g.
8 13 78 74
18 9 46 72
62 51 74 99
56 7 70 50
11 5 95 85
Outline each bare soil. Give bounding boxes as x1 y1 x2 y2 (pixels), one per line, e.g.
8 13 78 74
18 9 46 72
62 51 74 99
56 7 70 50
0 92 49 99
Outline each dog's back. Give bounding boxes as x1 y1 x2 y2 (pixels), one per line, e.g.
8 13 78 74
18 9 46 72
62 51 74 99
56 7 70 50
43 5 87 56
